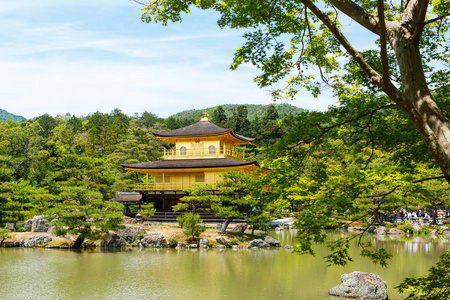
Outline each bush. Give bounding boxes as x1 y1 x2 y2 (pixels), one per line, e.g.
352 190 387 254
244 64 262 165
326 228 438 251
397 222 413 232
384 222 395 231
15 227 26 232
137 233 144 241
176 212 206 240
0 228 11 244
168 238 178 248
228 238 240 246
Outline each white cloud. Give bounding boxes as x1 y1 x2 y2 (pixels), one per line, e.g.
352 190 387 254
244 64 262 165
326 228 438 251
0 2 338 120
0 57 336 119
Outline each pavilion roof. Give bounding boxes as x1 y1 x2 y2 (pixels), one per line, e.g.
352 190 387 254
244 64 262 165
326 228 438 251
153 120 255 143
121 158 260 170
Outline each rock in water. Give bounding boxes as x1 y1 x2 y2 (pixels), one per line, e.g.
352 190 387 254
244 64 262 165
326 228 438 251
23 235 52 247
117 225 146 244
388 228 405 236
199 239 209 249
374 227 387 236
247 239 269 249
329 271 388 300
106 233 125 248
262 236 281 247
140 233 167 248
176 242 189 250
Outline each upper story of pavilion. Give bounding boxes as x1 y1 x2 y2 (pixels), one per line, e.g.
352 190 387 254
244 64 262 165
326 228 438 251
153 112 255 161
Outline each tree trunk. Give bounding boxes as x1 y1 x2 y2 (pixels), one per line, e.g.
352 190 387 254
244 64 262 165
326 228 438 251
219 218 233 234
387 23 450 184
375 212 385 226
73 236 85 248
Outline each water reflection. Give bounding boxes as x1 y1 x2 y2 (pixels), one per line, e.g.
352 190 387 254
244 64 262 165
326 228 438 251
0 230 448 300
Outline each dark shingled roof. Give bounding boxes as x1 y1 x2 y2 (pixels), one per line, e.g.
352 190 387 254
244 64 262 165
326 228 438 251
110 192 142 202
153 120 255 142
122 158 260 170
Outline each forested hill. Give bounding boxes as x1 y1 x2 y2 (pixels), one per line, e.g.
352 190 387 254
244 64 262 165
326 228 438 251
170 104 305 121
0 109 25 122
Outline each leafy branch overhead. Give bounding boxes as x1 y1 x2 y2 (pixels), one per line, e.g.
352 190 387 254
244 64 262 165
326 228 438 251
139 1 450 186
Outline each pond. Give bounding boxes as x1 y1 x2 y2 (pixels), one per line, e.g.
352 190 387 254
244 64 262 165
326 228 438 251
1 230 449 299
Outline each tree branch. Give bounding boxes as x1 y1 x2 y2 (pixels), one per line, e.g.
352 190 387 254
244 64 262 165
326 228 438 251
328 0 380 35
424 14 450 26
402 0 430 45
300 0 383 88
377 0 390 89
358 176 446 199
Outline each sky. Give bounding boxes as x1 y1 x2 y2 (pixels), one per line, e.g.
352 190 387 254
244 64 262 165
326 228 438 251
0 1 370 119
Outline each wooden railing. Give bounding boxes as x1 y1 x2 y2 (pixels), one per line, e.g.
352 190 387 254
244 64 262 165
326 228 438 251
134 182 217 191
163 147 244 160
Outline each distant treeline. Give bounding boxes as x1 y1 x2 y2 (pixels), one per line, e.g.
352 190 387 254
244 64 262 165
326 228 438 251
0 104 294 224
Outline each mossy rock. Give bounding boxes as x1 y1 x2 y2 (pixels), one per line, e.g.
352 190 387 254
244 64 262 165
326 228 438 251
39 240 72 248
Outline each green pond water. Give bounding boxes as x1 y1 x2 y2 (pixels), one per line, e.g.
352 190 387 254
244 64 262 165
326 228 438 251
1 230 449 300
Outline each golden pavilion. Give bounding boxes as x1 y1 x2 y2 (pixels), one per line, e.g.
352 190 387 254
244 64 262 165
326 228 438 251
118 112 260 212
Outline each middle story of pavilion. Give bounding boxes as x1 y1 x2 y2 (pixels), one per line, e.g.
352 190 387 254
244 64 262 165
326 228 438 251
117 113 260 211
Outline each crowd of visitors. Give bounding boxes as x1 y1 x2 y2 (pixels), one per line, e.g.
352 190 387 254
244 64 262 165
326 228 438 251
388 208 450 224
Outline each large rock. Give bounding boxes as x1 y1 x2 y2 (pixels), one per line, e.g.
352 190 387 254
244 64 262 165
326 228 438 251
216 236 228 246
375 227 387 235
117 225 146 244
22 219 33 231
231 223 248 233
176 242 189 250
247 239 269 249
140 233 167 248
329 271 388 300
23 235 52 247
443 231 450 239
262 236 281 247
29 216 51 233
388 228 405 236
366 226 376 234
199 239 209 249
5 223 14 232
106 233 125 248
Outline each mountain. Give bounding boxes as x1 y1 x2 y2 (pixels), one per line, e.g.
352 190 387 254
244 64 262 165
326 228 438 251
169 104 305 121
0 109 26 122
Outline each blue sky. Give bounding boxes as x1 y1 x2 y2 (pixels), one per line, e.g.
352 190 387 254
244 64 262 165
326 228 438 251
0 1 367 119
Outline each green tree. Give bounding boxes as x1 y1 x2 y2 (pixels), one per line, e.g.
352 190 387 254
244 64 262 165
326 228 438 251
140 111 160 128
139 0 450 185
37 114 57 139
230 105 251 136
259 104 282 146
212 170 262 233
174 184 215 213
211 106 228 127
49 184 124 247
176 212 207 240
